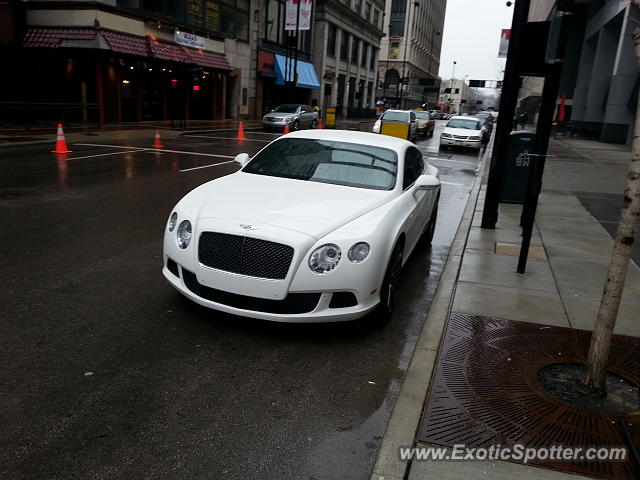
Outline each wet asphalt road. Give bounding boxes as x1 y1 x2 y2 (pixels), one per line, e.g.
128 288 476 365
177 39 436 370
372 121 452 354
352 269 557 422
0 121 482 479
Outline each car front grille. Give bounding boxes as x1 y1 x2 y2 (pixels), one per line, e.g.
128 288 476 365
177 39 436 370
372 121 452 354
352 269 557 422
182 269 320 314
199 231 294 280
453 135 469 140
329 292 358 308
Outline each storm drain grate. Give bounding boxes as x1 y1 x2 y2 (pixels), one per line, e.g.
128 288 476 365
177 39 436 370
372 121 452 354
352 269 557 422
417 314 640 479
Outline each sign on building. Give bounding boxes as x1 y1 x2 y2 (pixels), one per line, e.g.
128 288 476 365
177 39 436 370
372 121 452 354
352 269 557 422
498 29 510 58
285 0 313 31
175 30 206 49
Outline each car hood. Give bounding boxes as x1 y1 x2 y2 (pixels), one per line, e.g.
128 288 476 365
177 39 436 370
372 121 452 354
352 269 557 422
443 127 482 136
195 172 394 240
264 112 296 118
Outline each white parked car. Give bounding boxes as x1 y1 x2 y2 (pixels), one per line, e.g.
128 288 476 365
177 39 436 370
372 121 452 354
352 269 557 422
163 130 440 323
439 115 486 151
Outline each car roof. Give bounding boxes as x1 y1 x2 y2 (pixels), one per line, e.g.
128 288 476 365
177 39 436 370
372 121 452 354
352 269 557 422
383 109 411 114
280 129 413 151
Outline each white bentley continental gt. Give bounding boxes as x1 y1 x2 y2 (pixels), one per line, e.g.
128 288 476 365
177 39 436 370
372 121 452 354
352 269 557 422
163 130 440 323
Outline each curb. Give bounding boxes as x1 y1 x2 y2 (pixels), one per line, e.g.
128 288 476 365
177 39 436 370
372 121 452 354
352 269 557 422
369 142 490 480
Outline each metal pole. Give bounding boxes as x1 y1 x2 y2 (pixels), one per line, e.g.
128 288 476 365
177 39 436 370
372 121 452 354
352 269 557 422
398 0 413 109
481 0 531 229
449 61 456 112
293 0 301 90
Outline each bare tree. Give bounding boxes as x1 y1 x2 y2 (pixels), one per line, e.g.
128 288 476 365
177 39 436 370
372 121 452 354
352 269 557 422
578 18 640 397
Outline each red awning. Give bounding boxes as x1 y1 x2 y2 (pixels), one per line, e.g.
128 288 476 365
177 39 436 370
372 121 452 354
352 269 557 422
22 28 233 71
100 30 149 57
183 47 232 71
22 28 96 48
148 38 190 63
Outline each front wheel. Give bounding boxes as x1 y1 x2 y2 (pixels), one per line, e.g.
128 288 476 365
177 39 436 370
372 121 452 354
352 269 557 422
292 120 300 131
373 243 404 323
421 197 439 246
311 118 318 129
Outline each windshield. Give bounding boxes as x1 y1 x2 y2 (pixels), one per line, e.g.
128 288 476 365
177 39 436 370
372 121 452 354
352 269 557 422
415 112 430 120
382 111 409 123
273 104 299 113
242 138 398 190
447 118 480 130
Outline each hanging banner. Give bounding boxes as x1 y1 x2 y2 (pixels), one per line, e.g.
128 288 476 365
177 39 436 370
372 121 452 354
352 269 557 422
498 29 510 58
285 0 313 31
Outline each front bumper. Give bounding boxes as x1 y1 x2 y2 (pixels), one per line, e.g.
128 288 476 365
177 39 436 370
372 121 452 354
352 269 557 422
262 118 293 130
163 260 379 323
440 137 481 149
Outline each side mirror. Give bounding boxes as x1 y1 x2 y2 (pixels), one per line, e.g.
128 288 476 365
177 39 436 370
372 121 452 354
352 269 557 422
415 174 440 191
234 153 250 167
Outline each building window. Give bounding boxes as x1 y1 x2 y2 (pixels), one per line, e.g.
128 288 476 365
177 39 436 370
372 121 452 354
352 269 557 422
373 9 379 28
353 0 361 13
364 2 371 20
361 43 368 68
327 23 337 56
370 47 377 70
385 69 400 89
340 31 349 61
351 38 360 64
265 0 281 43
390 0 406 37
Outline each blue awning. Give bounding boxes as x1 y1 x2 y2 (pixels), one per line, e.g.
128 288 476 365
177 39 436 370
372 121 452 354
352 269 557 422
274 54 320 90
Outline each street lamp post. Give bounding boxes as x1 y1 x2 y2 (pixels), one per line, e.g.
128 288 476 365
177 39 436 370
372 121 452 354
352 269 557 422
398 1 418 109
448 60 456 113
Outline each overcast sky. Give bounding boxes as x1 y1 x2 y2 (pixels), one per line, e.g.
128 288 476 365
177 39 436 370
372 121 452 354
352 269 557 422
438 0 514 82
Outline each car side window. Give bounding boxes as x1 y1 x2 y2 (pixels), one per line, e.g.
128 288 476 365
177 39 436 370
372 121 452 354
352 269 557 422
410 112 416 122
403 147 424 190
425 113 431 121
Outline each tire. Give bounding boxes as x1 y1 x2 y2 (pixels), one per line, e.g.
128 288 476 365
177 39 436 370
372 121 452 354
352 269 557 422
421 196 439 246
311 118 318 129
293 120 300 131
373 242 404 323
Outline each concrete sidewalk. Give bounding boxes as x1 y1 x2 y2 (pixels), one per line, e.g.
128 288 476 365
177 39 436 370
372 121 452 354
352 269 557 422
372 137 637 480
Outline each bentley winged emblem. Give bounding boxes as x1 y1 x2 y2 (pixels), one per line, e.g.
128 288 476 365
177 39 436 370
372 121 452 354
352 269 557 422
239 224 259 231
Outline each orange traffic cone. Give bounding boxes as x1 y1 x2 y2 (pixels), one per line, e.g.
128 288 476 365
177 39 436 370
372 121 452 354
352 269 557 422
283 124 290 134
317 119 324 129
51 124 72 153
236 121 246 141
152 131 165 148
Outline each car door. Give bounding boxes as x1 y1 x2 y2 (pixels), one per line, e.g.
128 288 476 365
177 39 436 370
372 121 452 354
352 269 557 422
301 105 314 127
409 111 417 140
401 146 431 250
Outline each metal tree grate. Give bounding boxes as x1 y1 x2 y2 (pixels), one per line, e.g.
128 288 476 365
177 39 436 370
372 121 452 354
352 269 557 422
418 314 640 479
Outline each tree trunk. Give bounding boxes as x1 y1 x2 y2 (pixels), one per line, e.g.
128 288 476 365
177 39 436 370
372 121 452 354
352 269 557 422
578 23 640 397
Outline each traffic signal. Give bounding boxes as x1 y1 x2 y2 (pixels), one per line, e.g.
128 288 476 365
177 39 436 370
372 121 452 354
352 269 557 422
496 81 504 88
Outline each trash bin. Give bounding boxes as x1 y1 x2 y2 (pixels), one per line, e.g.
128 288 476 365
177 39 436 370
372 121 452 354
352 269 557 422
499 130 536 204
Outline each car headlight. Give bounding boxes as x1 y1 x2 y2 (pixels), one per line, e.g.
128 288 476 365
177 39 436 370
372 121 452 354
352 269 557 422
348 242 370 263
285 116 293 122
168 212 178 232
441 133 452 138
469 136 481 140
176 220 192 249
308 244 341 274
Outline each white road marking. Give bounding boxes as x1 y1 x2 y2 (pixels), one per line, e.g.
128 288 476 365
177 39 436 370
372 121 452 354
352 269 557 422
427 157 477 165
179 161 236 173
68 149 147 160
73 143 234 159
183 134 272 143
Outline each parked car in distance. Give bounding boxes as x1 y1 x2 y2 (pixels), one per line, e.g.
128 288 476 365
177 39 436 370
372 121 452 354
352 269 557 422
163 130 440 323
473 112 494 142
372 109 418 142
439 115 486 151
263 104 319 131
414 111 435 137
